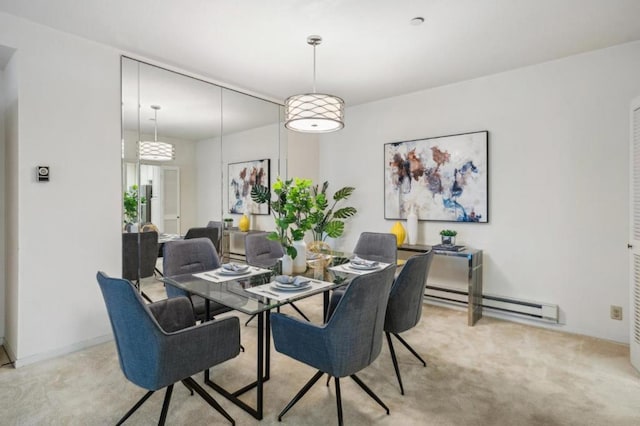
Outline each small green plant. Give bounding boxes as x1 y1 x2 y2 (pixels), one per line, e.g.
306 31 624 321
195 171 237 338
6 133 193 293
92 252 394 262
439 229 458 237
123 184 146 224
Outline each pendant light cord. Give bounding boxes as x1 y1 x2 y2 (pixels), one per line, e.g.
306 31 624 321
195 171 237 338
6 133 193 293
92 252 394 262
153 108 158 142
312 42 317 93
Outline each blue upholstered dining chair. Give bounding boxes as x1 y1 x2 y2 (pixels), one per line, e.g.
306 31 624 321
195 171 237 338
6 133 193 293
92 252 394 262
384 250 434 395
163 238 231 322
271 265 397 425
96 271 240 425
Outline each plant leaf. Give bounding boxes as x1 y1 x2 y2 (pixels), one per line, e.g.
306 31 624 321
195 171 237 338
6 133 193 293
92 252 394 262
333 207 357 219
325 221 345 238
333 186 355 201
251 184 270 204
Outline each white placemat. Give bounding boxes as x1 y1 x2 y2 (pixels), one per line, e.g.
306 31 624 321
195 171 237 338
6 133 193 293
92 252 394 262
328 262 391 275
193 266 272 283
245 278 334 302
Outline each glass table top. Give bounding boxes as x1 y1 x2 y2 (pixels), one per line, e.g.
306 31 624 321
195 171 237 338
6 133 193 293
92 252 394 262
161 255 353 316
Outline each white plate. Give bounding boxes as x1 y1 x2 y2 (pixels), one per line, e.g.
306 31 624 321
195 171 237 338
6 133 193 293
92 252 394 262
217 269 251 276
348 262 380 270
275 275 296 284
222 264 249 272
272 281 311 291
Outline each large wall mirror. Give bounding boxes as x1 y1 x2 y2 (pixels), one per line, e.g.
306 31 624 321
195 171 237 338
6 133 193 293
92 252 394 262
121 57 283 277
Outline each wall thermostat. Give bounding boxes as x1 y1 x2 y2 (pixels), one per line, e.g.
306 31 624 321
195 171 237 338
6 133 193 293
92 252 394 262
37 166 50 182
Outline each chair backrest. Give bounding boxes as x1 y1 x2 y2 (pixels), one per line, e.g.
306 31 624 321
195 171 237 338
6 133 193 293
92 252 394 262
325 265 396 377
163 237 220 276
122 231 159 281
353 232 397 265
185 227 220 253
206 221 224 252
245 232 284 268
96 271 164 390
385 251 434 334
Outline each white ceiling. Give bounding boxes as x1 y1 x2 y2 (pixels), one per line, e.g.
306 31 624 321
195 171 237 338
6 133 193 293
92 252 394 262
1 0 640 107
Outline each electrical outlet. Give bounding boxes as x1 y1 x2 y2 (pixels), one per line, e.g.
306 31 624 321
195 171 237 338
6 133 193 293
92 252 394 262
610 305 623 320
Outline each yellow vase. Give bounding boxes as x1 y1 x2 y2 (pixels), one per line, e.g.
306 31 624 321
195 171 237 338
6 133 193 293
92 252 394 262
238 214 250 232
390 221 406 247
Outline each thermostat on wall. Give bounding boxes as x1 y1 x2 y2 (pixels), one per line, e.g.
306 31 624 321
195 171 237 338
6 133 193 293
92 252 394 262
36 166 50 182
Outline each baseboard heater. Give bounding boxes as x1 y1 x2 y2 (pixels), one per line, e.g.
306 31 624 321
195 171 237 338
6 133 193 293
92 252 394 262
424 284 559 323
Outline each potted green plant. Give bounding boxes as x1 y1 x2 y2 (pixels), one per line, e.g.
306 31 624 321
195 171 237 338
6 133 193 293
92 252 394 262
309 181 357 243
251 177 316 265
123 184 146 230
439 229 458 246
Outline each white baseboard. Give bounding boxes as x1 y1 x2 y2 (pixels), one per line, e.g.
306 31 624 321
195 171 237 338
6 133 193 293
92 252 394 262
13 334 113 368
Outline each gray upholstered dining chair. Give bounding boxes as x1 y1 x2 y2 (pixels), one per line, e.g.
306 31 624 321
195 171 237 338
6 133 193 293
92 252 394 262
271 265 396 425
244 232 310 323
122 231 159 303
353 231 398 264
245 232 284 269
185 226 220 254
163 238 231 321
385 250 434 395
327 231 398 319
206 221 224 254
96 271 240 425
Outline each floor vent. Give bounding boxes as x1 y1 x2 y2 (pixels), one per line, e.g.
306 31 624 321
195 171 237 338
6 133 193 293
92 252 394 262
425 285 559 323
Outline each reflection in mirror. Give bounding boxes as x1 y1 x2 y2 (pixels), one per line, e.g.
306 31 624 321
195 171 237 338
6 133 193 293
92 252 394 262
121 57 284 270
221 88 282 232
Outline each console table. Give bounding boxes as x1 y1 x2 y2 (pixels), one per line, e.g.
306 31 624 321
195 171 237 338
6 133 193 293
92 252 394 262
221 228 263 262
398 244 483 326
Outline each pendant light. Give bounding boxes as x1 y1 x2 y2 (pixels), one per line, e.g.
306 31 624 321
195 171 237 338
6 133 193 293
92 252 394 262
139 105 175 161
284 35 344 133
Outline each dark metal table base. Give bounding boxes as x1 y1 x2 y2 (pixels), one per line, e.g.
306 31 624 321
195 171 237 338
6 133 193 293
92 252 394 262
204 309 271 420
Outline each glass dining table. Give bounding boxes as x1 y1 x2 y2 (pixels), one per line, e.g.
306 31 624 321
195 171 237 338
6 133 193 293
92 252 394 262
161 253 354 420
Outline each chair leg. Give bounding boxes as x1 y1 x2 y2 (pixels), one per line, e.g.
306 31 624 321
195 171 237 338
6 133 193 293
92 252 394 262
386 331 405 395
350 374 390 415
135 279 154 303
326 373 331 387
182 377 235 425
278 370 324 421
244 314 256 326
394 333 427 366
334 377 344 426
158 385 174 426
289 302 310 322
182 380 194 396
116 391 154 426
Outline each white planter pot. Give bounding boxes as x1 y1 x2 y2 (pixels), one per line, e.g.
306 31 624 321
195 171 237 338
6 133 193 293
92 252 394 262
281 254 293 276
292 240 307 274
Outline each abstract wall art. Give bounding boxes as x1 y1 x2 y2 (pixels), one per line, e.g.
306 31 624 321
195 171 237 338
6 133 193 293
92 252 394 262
228 159 270 215
384 131 488 222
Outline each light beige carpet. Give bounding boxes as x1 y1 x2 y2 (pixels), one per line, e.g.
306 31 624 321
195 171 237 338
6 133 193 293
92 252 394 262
0 280 638 425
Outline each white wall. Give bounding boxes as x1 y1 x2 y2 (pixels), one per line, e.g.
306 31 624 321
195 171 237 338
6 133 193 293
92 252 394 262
0 66 5 342
287 130 319 183
320 41 640 343
0 13 121 365
3 49 18 358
